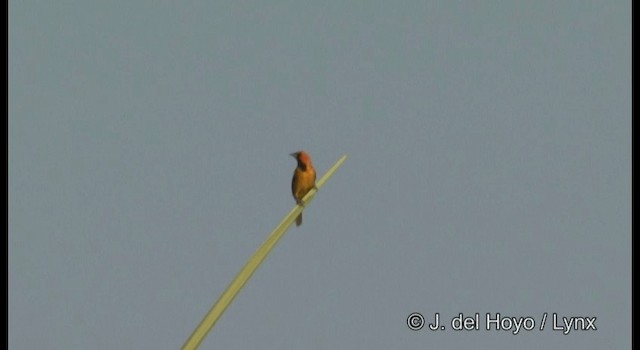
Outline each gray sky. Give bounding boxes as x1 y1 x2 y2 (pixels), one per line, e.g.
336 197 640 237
9 1 631 349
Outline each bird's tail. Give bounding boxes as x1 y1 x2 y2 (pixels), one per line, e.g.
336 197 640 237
295 213 302 226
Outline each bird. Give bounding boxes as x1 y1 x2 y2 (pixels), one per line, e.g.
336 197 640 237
290 151 317 227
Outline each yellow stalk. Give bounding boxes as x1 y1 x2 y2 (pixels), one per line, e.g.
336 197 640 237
181 154 348 350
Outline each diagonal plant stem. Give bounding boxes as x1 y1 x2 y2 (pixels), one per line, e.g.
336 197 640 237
181 154 348 350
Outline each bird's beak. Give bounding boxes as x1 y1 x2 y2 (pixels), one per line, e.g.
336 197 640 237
290 152 298 158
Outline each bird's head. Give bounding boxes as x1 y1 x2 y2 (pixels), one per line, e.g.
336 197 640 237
290 151 313 168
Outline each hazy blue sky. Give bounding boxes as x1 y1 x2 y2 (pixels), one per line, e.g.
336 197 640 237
9 1 630 349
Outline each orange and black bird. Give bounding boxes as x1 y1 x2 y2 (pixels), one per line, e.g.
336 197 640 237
290 151 317 226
